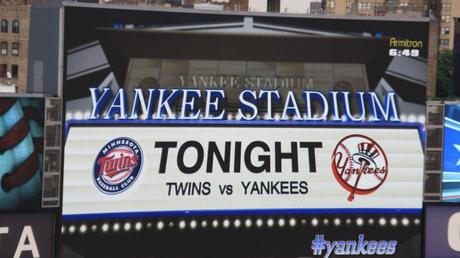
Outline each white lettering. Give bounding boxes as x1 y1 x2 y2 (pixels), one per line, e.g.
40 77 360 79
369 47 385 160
14 226 40 258
448 212 460 251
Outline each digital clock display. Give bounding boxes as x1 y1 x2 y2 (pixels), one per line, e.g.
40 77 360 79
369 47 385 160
389 48 420 57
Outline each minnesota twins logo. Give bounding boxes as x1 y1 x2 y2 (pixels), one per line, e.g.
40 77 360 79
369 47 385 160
331 135 388 201
93 137 143 194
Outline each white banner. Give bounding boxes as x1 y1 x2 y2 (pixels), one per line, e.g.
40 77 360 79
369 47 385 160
62 125 423 217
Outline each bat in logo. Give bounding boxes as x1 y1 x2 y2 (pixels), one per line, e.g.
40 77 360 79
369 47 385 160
331 135 388 201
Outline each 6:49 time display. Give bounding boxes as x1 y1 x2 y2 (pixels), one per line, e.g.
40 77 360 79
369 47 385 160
389 48 419 57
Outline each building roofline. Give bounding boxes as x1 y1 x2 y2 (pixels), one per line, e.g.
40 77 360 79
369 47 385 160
142 17 349 37
55 1 430 23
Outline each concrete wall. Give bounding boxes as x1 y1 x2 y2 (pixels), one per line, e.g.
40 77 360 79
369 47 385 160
248 0 267 12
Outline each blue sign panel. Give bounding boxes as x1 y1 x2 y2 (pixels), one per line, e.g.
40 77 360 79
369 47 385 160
443 104 460 201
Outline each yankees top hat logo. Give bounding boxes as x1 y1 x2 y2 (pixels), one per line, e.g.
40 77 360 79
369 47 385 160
331 135 388 201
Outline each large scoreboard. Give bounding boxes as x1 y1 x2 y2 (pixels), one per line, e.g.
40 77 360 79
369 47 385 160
53 3 430 257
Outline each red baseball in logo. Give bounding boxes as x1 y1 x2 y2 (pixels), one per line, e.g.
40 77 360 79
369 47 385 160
331 135 388 201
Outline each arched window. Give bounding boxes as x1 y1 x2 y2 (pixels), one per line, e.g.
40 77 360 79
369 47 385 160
1 19 7 33
12 20 19 33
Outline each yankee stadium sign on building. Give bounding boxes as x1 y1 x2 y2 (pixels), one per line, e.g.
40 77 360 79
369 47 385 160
88 88 400 122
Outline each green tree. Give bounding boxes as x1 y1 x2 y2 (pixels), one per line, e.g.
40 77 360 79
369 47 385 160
437 48 454 97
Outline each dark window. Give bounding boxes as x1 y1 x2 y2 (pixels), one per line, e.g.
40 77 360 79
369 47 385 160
0 42 7 55
1 19 7 33
0 64 6 78
441 27 450 35
12 20 19 33
425 151 442 171
44 150 60 173
267 0 280 12
427 105 444 125
11 42 19 56
11 64 18 78
424 173 441 193
45 124 61 147
426 128 443 148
